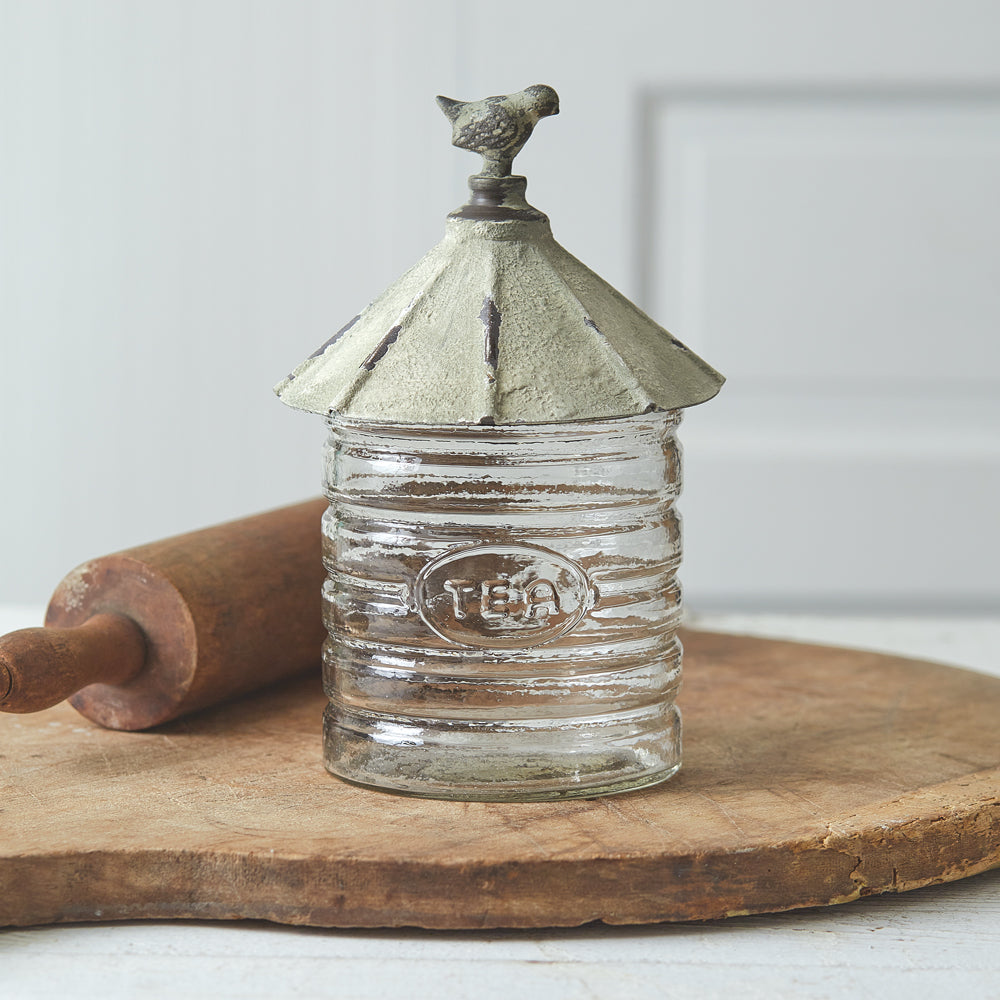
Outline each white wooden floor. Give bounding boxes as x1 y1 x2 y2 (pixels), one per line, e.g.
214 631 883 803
2 607 998 1000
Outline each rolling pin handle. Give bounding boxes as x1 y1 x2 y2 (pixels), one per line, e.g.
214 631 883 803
0 614 147 714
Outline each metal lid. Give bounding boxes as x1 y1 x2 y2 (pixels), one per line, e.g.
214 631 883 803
275 85 724 425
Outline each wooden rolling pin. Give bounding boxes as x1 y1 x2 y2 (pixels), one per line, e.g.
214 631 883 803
0 498 327 730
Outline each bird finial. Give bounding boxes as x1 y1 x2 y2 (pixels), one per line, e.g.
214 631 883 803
436 84 559 178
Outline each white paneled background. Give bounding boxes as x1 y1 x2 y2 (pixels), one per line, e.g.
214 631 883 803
1 0 998 612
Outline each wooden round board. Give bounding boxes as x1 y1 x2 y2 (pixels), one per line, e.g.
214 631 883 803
2 629 998 929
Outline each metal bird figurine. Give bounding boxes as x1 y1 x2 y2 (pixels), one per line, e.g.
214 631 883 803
436 84 560 177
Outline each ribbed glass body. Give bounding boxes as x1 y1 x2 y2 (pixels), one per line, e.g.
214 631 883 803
321 411 685 801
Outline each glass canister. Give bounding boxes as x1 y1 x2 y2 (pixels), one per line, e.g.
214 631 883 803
322 413 683 800
276 85 724 800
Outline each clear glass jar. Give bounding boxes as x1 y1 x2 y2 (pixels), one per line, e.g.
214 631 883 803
320 411 684 801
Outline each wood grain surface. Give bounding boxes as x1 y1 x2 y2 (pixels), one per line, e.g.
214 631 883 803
2 629 998 929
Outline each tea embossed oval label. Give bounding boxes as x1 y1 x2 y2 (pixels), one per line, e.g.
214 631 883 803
415 543 593 649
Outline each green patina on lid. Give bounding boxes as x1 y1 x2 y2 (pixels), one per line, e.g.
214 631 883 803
275 85 724 426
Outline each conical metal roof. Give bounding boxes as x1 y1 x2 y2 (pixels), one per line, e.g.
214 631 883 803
275 86 723 426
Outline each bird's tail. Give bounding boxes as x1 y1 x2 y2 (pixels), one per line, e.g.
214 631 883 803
436 95 463 122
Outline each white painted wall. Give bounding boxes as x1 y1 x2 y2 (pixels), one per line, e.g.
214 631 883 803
2 0 998 612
